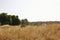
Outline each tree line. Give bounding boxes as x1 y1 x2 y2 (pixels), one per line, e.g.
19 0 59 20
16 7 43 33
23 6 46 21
0 13 29 26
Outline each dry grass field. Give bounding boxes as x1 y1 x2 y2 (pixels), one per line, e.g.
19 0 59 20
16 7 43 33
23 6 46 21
0 23 60 40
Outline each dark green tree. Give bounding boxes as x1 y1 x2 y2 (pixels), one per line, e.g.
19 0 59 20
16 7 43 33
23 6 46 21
0 13 8 25
9 15 20 25
0 13 21 25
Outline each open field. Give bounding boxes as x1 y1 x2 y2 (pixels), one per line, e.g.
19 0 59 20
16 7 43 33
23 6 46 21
0 22 60 40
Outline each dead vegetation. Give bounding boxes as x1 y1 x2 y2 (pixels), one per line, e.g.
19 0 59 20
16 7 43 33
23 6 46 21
0 23 60 40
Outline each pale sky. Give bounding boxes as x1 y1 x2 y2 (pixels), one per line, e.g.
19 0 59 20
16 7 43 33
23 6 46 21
0 0 60 22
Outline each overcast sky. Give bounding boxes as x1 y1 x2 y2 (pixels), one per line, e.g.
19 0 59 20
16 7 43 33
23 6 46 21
0 0 60 22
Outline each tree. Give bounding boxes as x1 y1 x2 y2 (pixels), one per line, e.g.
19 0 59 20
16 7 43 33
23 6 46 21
0 13 21 25
10 15 20 25
21 19 29 27
0 13 8 25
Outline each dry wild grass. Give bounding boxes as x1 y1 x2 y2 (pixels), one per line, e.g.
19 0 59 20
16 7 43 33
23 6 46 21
0 23 60 40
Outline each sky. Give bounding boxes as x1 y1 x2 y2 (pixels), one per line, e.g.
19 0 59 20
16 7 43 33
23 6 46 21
0 0 60 22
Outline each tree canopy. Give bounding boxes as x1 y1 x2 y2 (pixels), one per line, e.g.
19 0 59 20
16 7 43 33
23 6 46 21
0 13 20 25
0 13 29 26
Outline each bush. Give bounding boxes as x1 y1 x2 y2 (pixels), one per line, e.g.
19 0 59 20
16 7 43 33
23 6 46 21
21 19 29 27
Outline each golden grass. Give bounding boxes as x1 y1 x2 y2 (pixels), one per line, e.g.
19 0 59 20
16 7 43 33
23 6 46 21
0 23 60 40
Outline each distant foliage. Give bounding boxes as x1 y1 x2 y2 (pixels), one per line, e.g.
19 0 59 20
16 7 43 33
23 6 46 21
21 19 29 27
0 13 21 25
0 13 29 26
9 15 20 25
